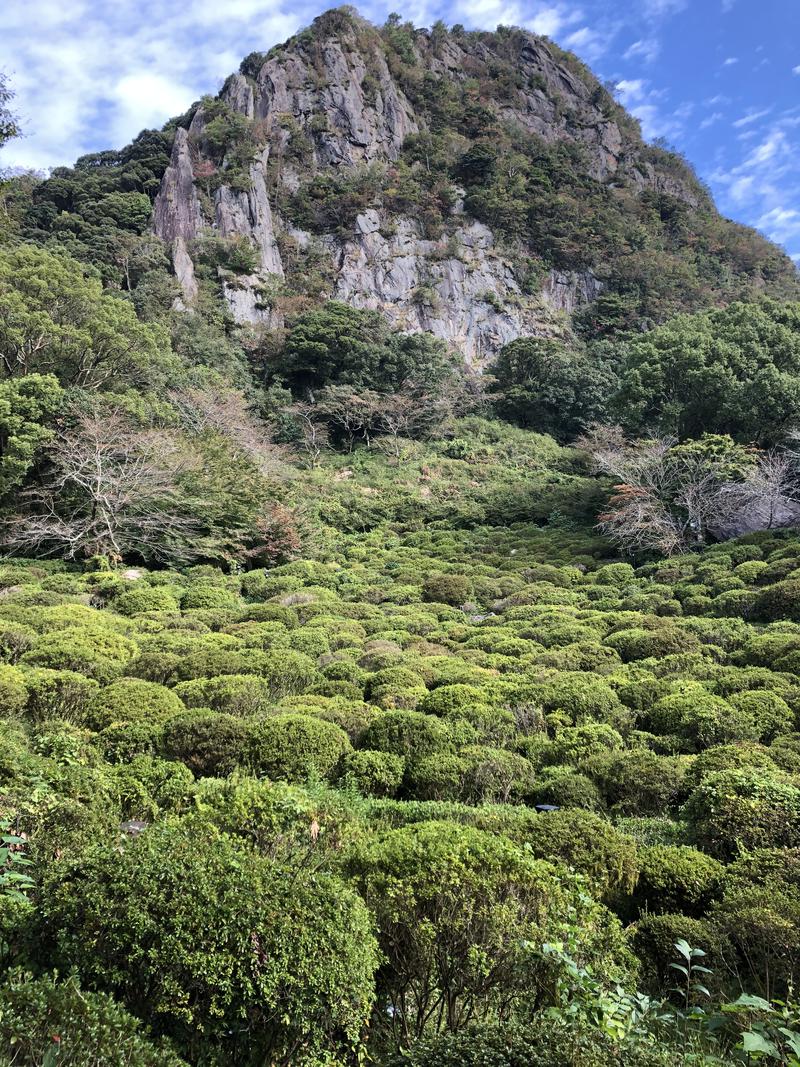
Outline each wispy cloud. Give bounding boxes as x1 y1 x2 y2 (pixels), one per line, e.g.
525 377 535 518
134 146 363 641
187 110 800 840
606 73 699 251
641 0 686 16
711 118 800 259
624 37 660 63
614 77 689 142
722 56 739 66
700 112 723 129
732 107 772 128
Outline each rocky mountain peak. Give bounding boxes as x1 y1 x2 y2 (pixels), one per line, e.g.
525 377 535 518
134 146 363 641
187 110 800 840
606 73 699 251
152 7 797 363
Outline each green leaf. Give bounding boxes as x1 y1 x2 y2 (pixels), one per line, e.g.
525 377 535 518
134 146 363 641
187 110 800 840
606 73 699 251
729 994 773 1012
673 939 692 962
741 1031 779 1056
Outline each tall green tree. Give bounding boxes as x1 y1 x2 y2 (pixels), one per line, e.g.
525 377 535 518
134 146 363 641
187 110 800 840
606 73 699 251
489 335 616 440
0 244 178 389
614 300 800 443
0 373 62 498
275 301 457 395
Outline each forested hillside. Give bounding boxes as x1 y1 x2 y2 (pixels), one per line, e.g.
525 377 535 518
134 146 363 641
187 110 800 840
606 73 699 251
2 9 800 1064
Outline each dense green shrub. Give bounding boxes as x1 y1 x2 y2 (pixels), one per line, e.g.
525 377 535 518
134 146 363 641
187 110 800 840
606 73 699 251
683 769 800 859
21 629 137 684
422 573 472 606
727 690 795 742
113 585 181 616
361 710 454 761
533 674 625 726
533 769 604 810
522 808 639 900
606 627 701 662
38 823 378 1064
630 913 731 996
87 678 184 730
173 673 274 715
586 750 688 815
647 691 756 751
160 711 251 777
753 579 800 621
340 749 405 797
0 970 188 1066
0 664 27 717
349 821 631 1045
250 713 351 781
22 667 99 722
631 845 725 917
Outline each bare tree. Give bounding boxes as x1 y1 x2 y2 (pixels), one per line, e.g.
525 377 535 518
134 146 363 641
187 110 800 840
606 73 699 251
287 400 329 468
589 429 760 555
722 451 800 533
4 406 201 563
169 385 285 478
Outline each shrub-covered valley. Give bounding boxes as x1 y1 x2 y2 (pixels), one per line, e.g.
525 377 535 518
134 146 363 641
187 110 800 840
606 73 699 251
3 8 800 1066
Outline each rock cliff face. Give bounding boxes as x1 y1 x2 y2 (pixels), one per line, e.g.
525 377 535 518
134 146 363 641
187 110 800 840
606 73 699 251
150 10 713 362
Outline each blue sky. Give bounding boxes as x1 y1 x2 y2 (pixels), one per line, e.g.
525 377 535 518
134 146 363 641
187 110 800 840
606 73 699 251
2 0 799 260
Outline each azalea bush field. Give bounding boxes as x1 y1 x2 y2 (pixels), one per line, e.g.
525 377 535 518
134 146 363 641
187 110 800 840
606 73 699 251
0 509 800 1064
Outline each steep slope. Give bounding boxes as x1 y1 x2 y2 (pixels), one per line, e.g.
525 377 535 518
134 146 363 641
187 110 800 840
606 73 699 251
149 8 799 362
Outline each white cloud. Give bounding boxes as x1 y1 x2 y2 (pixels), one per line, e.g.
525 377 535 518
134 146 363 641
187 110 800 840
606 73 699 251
793 64 800 75
624 37 659 63
732 107 772 128
564 25 612 61
700 111 723 129
615 78 647 104
757 206 800 245
641 0 686 16
710 117 800 259
722 56 739 66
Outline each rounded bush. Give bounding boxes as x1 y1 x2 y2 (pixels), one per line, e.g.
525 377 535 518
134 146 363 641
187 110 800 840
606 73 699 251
631 845 725 917
181 584 241 611
687 742 779 786
88 679 184 730
0 970 188 1066
422 573 472 606
647 692 756 752
250 713 351 782
594 563 636 586
39 823 378 1065
339 749 405 797
605 627 701 662
631 912 731 996
0 664 28 717
161 711 251 777
683 769 800 859
418 684 493 716
21 629 137 684
113 585 180 617
753 579 800 622
533 769 604 811
349 821 632 1026
586 750 688 816
727 690 794 743
361 710 454 762
173 674 274 716
535 674 625 726
521 808 639 900
22 668 99 723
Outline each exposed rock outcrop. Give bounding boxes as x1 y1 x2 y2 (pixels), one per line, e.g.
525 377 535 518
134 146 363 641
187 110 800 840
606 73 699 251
152 128 203 302
151 9 712 361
